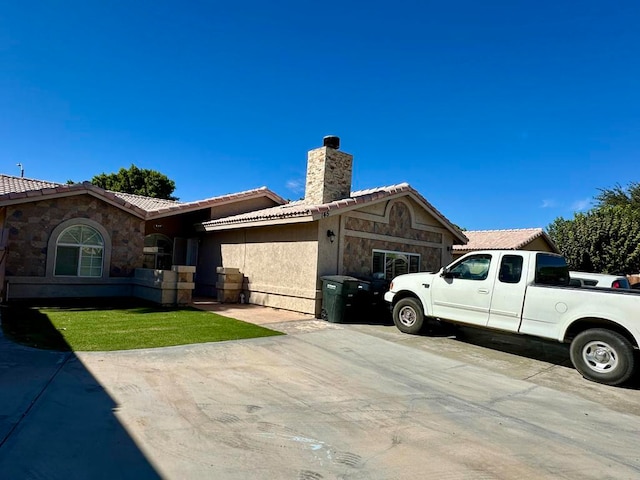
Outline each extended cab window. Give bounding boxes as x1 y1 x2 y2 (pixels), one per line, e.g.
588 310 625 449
499 255 523 284
449 254 491 280
535 253 570 286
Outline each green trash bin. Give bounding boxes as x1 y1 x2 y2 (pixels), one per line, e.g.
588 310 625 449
321 276 368 323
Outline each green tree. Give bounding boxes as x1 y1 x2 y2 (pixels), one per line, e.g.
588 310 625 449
91 165 178 200
548 182 640 274
595 181 640 209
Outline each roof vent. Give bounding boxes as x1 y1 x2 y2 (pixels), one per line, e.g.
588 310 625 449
323 135 340 149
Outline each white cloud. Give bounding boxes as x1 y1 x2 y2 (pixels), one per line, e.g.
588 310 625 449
540 199 556 208
286 179 305 194
570 198 592 211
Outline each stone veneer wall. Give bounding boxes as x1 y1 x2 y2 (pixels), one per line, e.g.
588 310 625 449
5 196 144 277
343 238 442 278
342 202 445 277
304 146 354 205
344 203 442 243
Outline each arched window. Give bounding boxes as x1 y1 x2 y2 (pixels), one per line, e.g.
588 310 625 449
54 225 104 277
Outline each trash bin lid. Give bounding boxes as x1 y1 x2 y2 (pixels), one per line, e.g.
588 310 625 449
321 275 360 284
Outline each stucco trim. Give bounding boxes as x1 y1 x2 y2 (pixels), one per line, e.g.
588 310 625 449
337 215 346 275
344 229 445 249
46 218 113 279
348 200 454 236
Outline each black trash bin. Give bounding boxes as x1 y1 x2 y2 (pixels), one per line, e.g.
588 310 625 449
349 273 391 323
366 274 391 321
321 276 369 323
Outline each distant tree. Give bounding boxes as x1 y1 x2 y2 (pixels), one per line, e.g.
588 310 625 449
91 165 178 200
548 182 640 274
595 182 640 209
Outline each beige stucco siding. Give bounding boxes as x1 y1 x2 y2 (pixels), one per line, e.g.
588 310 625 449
197 198 457 316
200 223 321 314
523 237 555 251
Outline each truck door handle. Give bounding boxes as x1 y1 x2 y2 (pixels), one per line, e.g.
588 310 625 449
478 288 489 294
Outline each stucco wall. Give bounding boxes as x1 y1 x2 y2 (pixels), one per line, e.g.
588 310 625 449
5 196 144 278
198 223 321 314
523 236 555 252
197 198 457 316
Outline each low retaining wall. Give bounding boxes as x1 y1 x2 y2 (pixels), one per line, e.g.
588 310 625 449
133 266 195 306
5 265 196 306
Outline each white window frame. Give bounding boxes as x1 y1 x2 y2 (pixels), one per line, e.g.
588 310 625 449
372 249 421 279
46 219 111 279
54 225 104 277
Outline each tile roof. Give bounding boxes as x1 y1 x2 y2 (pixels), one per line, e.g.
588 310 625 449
201 182 468 243
112 187 286 218
452 228 558 252
0 175 62 194
0 174 286 219
109 191 181 211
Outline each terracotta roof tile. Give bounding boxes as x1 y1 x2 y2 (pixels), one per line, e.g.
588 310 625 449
201 182 467 243
452 228 558 252
0 174 286 218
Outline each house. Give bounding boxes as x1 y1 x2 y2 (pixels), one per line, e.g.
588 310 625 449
0 176 284 304
451 228 559 261
0 136 466 315
196 136 467 315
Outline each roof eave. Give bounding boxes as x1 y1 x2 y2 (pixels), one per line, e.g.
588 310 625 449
0 187 148 219
200 214 315 231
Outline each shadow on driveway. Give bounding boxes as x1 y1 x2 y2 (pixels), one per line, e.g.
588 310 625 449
0 307 160 479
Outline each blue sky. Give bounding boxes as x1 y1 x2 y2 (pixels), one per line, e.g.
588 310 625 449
2 1 638 230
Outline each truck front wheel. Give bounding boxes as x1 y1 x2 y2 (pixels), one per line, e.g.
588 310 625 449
393 298 424 334
569 329 636 386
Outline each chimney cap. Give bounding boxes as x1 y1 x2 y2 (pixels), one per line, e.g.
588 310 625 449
323 135 340 149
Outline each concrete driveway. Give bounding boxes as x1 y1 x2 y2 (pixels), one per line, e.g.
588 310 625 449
2 305 640 479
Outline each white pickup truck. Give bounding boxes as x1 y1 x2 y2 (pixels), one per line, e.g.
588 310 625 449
383 250 640 386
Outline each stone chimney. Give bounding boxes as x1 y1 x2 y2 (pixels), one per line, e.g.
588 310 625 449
304 135 353 205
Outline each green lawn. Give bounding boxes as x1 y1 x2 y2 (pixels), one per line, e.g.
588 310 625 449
1 299 283 351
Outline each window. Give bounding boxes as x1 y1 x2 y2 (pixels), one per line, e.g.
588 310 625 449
535 253 569 286
498 255 523 284
449 254 491 280
143 234 173 270
54 225 104 277
373 250 420 279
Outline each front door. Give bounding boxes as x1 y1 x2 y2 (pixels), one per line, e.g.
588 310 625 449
430 253 496 326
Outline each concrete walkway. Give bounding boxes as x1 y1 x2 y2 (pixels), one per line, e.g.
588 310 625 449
191 297 316 325
2 302 640 479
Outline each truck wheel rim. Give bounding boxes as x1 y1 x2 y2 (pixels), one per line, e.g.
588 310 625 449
398 306 416 327
582 340 618 373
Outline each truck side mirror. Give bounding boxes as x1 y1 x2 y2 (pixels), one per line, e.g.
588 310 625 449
440 267 452 278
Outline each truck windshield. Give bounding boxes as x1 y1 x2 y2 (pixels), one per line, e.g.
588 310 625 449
535 253 570 286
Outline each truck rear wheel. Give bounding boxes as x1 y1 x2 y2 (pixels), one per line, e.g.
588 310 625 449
569 329 636 386
393 298 424 334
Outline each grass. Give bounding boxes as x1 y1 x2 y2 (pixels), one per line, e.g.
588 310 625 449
1 298 283 352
